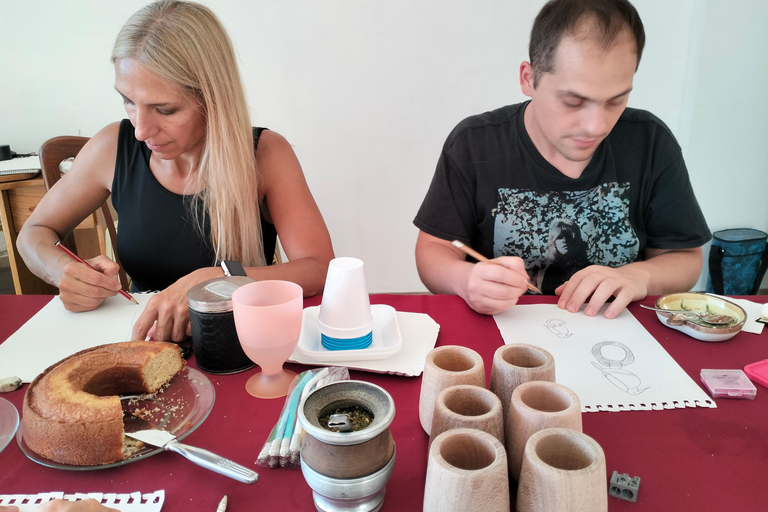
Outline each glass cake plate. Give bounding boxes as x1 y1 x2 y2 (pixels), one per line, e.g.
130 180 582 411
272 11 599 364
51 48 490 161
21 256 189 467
17 366 215 470
0 397 19 454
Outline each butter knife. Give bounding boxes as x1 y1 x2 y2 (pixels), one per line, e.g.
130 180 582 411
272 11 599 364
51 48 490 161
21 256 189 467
125 428 258 484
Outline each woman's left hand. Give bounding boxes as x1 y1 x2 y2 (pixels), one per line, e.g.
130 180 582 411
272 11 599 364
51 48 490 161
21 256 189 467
131 268 219 342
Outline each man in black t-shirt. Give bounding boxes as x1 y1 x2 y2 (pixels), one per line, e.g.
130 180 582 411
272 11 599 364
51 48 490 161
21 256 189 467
413 0 711 318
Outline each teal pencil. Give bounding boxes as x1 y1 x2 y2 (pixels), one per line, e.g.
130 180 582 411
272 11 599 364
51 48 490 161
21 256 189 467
289 368 331 463
279 371 316 464
268 371 314 466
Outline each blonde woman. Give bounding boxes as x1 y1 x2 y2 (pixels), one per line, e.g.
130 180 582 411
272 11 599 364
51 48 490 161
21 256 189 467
18 0 335 342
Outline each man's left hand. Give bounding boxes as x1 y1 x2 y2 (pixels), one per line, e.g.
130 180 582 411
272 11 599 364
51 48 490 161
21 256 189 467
555 264 650 319
556 247 704 318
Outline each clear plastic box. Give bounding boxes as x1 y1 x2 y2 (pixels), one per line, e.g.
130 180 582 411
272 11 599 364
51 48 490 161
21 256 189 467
700 369 757 399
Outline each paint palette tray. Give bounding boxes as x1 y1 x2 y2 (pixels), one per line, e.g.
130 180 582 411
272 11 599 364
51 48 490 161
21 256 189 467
700 369 756 399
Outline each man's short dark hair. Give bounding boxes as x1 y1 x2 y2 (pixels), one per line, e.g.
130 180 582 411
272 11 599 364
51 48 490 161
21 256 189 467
529 0 645 87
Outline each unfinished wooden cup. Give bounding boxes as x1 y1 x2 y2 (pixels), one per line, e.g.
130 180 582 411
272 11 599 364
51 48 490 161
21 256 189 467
424 428 510 512
430 385 504 447
506 380 582 481
516 428 607 512
419 346 485 435
489 343 555 437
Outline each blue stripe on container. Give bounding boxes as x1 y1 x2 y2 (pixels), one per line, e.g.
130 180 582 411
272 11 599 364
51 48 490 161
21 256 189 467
321 331 373 351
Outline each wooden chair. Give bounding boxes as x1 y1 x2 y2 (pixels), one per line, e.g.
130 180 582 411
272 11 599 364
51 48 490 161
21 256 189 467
39 136 130 290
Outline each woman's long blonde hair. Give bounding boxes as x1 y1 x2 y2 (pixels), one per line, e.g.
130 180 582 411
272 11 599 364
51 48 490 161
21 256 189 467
112 0 265 267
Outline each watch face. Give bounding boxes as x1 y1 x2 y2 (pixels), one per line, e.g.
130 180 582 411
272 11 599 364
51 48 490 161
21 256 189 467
221 260 247 277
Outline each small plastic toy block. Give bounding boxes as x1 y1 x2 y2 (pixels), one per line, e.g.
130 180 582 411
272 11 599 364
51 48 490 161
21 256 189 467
609 470 640 503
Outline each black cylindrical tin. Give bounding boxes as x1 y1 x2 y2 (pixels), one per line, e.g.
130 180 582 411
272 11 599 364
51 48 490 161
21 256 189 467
188 276 256 374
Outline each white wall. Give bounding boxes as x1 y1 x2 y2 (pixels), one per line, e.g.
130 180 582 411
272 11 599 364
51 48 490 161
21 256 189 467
2 1 767 293
683 0 768 291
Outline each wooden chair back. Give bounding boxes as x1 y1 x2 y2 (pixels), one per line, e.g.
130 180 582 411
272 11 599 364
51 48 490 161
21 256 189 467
39 136 129 290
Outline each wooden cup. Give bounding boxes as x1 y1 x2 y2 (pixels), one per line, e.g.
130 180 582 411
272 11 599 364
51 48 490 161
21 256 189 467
424 428 510 512
430 385 504 447
488 343 555 440
506 380 582 481
419 346 485 435
516 428 607 512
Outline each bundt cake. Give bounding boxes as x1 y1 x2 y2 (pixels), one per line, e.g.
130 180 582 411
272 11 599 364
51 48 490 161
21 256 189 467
22 340 185 465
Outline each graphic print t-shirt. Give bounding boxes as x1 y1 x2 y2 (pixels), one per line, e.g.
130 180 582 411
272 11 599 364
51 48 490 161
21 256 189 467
414 102 711 294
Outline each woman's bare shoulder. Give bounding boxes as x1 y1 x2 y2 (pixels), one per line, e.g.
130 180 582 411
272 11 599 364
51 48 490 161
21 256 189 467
256 129 292 157
256 129 303 180
254 128 316 210
68 122 123 188
88 122 121 153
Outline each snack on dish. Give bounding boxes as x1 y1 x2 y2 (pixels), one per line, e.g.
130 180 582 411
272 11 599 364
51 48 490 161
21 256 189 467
22 341 184 465
653 293 746 342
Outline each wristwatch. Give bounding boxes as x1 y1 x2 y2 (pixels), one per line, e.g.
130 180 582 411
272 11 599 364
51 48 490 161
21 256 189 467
221 260 247 277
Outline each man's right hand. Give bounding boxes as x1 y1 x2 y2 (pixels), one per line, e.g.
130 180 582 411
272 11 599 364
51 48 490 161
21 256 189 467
57 255 122 312
415 231 530 316
458 256 530 315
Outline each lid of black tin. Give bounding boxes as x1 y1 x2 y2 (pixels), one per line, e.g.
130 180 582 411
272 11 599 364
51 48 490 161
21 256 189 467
187 276 255 313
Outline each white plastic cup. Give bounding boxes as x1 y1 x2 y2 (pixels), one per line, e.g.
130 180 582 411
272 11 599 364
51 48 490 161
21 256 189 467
317 257 374 340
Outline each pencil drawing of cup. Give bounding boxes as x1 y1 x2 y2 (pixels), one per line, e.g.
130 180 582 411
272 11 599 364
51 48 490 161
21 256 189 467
423 428 510 512
429 385 504 447
489 343 555 440
516 428 607 512
419 346 485 435
506 380 582 481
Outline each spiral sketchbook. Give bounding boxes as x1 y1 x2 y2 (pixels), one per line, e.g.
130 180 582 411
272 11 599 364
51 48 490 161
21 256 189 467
0 293 155 383
0 490 164 511
0 156 41 174
493 304 715 412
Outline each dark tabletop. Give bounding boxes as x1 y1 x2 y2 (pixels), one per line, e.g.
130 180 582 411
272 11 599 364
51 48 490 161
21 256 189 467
1 293 766 511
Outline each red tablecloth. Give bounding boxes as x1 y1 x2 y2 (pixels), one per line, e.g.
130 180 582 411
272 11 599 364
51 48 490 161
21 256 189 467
1 294 767 511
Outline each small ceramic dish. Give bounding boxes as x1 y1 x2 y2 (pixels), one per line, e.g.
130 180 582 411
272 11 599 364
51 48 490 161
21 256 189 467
653 292 746 342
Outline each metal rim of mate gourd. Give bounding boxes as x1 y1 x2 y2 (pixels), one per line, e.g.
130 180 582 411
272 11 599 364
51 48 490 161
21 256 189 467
298 380 395 446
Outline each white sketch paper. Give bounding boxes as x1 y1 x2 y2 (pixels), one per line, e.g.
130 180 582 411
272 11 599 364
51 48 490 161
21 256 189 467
0 293 155 383
493 305 715 412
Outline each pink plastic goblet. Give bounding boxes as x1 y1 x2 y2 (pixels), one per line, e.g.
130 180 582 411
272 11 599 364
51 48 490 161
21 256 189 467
232 280 304 398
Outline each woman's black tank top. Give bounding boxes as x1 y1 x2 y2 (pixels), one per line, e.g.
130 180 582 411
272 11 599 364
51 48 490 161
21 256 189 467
112 120 276 292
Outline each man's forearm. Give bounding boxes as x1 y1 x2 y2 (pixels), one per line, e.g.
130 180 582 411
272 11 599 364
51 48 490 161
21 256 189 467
629 247 703 295
416 243 471 295
415 232 474 295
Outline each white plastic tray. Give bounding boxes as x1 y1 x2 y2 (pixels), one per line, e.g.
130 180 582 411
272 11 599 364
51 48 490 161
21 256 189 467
296 305 403 362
